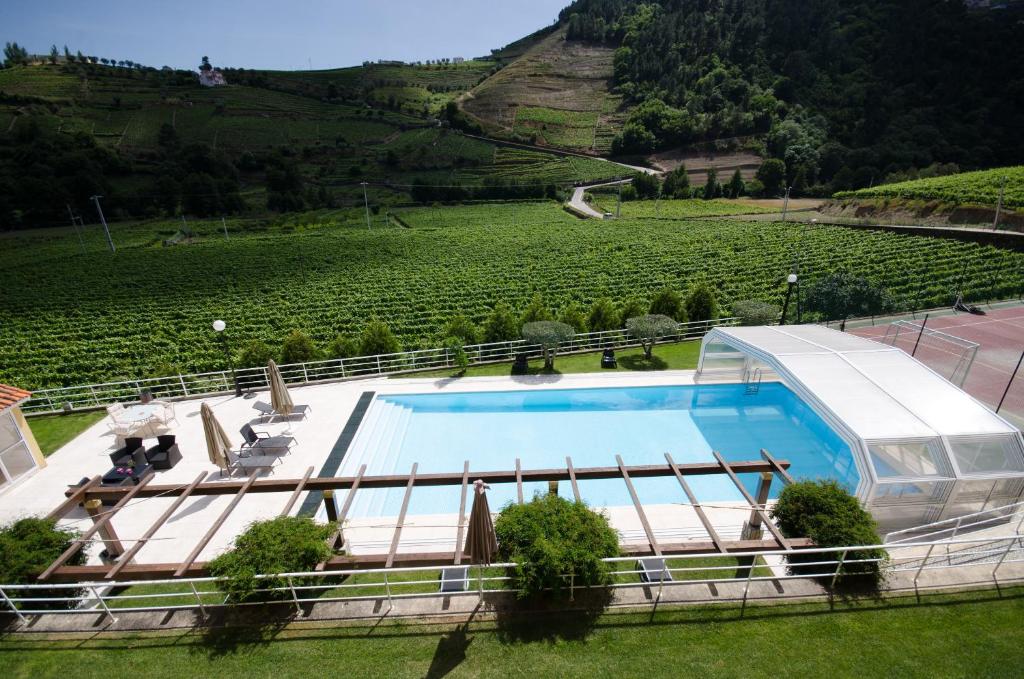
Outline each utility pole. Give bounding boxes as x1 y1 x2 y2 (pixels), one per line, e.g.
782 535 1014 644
90 195 115 252
66 204 86 253
361 181 371 229
993 175 1006 231
615 183 622 219
781 186 792 223
222 216 229 240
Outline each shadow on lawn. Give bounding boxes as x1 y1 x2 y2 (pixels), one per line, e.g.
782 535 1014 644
618 354 667 371
193 604 293 660
490 587 613 644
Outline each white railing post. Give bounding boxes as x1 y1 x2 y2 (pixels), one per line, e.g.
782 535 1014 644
302 363 309 383
992 536 1018 582
831 549 847 589
384 572 394 611
0 585 26 624
376 356 382 375
178 374 189 397
189 581 207 617
741 554 756 613
914 544 936 591
89 385 100 406
89 584 118 623
339 358 346 378
569 572 575 602
288 576 301 613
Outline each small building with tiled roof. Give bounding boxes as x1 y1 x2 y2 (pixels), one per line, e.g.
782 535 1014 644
0 384 46 489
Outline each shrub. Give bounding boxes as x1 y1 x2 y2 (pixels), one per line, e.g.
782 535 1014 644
618 298 648 328
805 272 893 322
326 335 359 359
443 335 469 373
483 302 520 343
520 293 552 324
444 314 480 345
587 297 618 333
495 494 619 600
359 319 400 356
684 282 718 323
649 286 686 321
521 320 574 370
0 517 86 610
237 339 275 368
770 480 885 590
207 516 334 603
280 330 317 364
557 302 588 333
626 314 678 358
732 299 780 326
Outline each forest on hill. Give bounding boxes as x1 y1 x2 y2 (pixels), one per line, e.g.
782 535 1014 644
559 0 1024 194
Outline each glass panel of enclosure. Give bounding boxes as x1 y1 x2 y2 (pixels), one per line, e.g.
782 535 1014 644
0 411 19 451
867 438 953 480
700 342 747 372
946 435 1024 476
0 442 35 481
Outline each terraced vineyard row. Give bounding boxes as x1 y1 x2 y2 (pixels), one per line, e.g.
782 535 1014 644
835 166 1024 207
3 203 1022 389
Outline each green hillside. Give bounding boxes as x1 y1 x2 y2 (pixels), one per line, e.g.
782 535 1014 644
834 166 1024 208
0 60 628 228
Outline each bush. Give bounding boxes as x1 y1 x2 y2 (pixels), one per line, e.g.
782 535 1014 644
326 335 359 359
618 298 648 328
732 299 780 326
0 517 86 610
483 302 520 343
557 302 588 333
649 286 686 321
770 480 885 590
444 314 480 345
520 292 552 324
237 339 275 368
684 282 718 323
587 297 618 333
207 516 334 603
495 494 619 600
280 330 317 364
359 319 401 356
443 335 469 373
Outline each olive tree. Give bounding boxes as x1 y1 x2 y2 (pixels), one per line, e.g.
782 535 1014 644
626 314 678 359
522 320 574 370
732 300 780 326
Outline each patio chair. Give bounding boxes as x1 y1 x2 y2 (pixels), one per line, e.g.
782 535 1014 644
252 400 312 422
224 449 280 477
239 423 296 454
152 400 179 426
109 437 145 465
102 448 154 487
601 348 617 369
145 434 182 470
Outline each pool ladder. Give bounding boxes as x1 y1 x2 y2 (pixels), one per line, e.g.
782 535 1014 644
744 367 762 395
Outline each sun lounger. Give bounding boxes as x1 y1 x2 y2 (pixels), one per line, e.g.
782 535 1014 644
636 558 673 583
240 423 296 454
252 400 312 422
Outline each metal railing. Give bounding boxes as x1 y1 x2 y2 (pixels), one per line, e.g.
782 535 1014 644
2 533 1022 623
885 500 1024 544
20 318 738 415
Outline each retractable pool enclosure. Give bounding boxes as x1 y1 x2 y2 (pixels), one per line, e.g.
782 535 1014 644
698 325 1024 532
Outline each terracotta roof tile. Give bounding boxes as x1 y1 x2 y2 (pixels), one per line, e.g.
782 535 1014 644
0 384 32 412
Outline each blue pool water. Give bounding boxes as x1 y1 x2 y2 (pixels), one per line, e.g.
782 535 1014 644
341 382 860 518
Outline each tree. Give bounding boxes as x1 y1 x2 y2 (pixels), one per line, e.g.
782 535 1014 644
49 45 59 64
587 297 618 333
732 300 779 326
3 42 29 67
703 168 719 200
557 302 588 333
727 169 745 198
237 340 275 368
618 298 647 328
280 330 317 364
662 166 690 198
482 302 519 343
626 314 678 358
684 282 718 323
633 172 660 199
200 55 212 72
0 518 86 610
522 320 574 370
805 272 892 322
649 286 685 321
756 159 786 197
359 319 400 355
327 335 359 359
443 314 480 345
520 292 552 325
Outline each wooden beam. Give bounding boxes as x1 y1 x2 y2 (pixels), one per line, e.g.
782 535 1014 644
174 471 259 577
453 461 470 566
47 475 102 520
105 473 206 579
665 453 726 553
39 474 154 581
80 460 790 502
712 451 791 550
279 466 314 516
337 464 366 524
615 454 660 556
515 457 523 504
760 449 795 485
565 456 581 502
385 463 418 569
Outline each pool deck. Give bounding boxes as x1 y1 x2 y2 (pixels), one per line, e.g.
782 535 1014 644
0 370 775 570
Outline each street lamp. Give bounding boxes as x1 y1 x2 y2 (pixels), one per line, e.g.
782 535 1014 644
780 273 799 326
213 319 242 397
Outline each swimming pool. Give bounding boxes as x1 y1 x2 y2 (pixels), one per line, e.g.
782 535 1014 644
339 382 860 518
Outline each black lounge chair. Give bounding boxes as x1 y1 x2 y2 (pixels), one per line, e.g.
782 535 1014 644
109 437 145 465
601 348 617 369
145 434 182 470
102 448 154 487
637 558 673 583
511 352 529 375
240 423 296 454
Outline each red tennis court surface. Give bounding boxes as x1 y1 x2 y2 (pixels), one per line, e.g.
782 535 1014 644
849 305 1024 428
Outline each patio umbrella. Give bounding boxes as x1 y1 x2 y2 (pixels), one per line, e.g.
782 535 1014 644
268 359 294 418
465 479 498 566
201 402 232 472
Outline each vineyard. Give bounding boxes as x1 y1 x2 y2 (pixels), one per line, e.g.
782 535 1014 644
3 202 1024 390
834 166 1024 207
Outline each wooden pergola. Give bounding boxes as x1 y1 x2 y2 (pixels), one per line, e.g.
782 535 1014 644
41 450 808 583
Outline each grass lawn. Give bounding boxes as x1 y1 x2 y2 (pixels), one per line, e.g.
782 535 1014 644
26 411 105 457
1 588 1022 677
394 341 701 380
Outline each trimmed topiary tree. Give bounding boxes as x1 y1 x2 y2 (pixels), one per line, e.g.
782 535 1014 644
732 299 780 326
0 517 87 610
770 480 886 590
587 297 618 333
495 494 619 600
208 516 334 603
626 314 678 358
522 320 574 370
684 282 718 323
649 286 686 321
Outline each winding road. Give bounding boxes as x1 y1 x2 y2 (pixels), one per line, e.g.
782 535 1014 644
567 179 634 219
